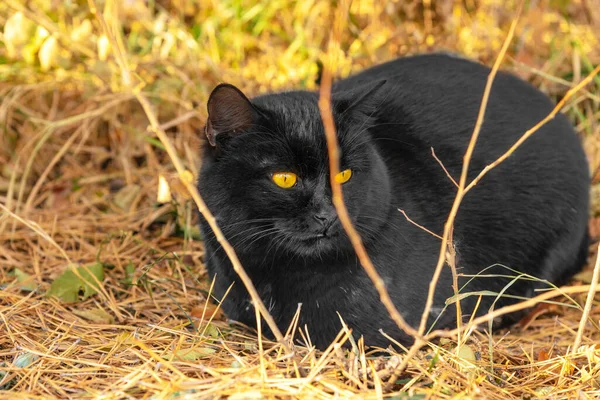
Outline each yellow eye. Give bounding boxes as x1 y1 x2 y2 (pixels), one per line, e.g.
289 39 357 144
272 172 297 188
334 169 352 184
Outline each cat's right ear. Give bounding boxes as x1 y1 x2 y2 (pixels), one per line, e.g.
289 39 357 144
205 84 257 147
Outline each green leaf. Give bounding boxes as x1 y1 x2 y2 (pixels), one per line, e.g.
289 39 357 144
72 308 114 324
46 270 80 302
427 351 440 372
120 262 136 286
445 290 499 305
0 353 38 391
14 352 38 368
203 323 220 338
46 263 105 303
113 184 141 211
388 394 426 400
457 345 476 363
166 347 216 361
14 268 36 291
143 136 166 150
80 262 105 299
191 24 202 40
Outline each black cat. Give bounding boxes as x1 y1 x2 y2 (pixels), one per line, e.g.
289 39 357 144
197 53 590 350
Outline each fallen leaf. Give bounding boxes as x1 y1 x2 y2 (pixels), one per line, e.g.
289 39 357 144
191 303 224 320
573 268 598 284
202 323 220 338
180 170 195 185
113 184 141 211
166 347 216 361
3 12 35 59
97 34 110 61
14 268 36 291
70 19 92 42
519 302 563 330
100 331 134 351
72 308 114 324
38 35 58 71
156 174 172 203
45 185 71 210
168 173 192 200
538 349 549 361
181 223 202 240
46 263 105 303
456 345 476 363
561 359 575 375
228 390 264 400
120 262 135 286
13 352 38 368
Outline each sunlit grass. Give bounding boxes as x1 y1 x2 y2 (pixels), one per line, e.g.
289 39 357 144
1 0 600 398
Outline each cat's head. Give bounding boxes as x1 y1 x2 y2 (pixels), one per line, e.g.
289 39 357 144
198 82 392 261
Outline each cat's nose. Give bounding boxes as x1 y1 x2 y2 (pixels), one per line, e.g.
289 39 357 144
313 211 337 236
314 214 329 224
313 212 334 225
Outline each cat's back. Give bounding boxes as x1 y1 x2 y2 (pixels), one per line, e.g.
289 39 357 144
334 53 586 173
334 53 556 133
335 53 589 285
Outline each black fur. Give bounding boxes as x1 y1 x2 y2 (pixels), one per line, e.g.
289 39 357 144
197 53 590 350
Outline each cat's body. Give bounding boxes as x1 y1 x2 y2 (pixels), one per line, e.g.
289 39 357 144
197 53 589 350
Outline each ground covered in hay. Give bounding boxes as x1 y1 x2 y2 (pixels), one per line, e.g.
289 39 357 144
1 0 600 398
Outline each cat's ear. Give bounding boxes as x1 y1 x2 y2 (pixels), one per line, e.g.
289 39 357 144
336 80 387 116
205 84 257 146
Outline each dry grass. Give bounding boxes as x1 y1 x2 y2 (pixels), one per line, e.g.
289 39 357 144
1 0 600 398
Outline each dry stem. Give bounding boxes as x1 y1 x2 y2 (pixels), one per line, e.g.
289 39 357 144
318 0 421 341
417 0 524 337
88 0 290 353
572 242 600 352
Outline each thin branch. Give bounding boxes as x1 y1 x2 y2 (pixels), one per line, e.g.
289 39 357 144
88 0 291 353
0 202 72 265
318 0 422 342
431 147 458 188
398 209 442 240
572 242 600 352
417 0 525 338
159 110 201 132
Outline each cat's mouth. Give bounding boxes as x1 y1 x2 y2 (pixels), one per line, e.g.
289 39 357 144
282 233 337 257
290 231 343 253
296 233 330 243
303 235 329 246
275 222 345 256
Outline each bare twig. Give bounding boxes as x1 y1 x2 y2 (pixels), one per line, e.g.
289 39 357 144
572 243 600 352
431 147 458 188
398 209 442 240
318 0 421 342
88 0 290 353
417 0 525 337
0 202 72 264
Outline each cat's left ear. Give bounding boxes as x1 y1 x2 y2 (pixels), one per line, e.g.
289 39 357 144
205 84 258 146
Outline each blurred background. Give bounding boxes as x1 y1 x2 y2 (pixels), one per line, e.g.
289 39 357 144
1 0 600 397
